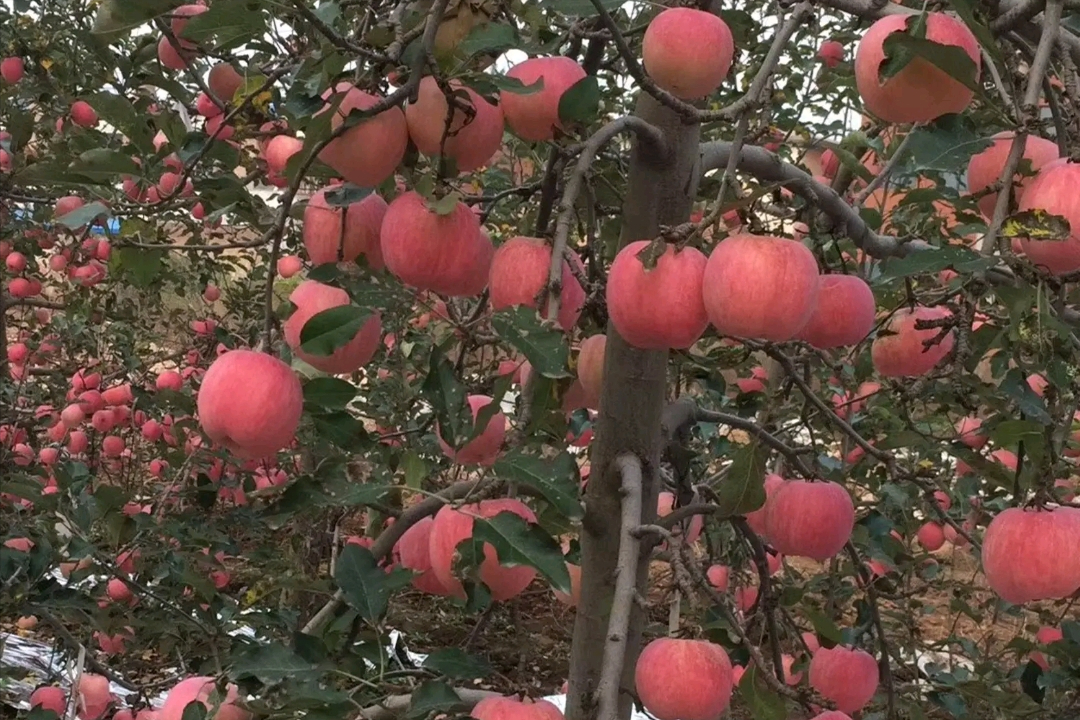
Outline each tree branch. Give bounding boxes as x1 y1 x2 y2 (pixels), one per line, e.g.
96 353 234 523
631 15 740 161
595 454 644 720
698 141 925 259
845 543 896 720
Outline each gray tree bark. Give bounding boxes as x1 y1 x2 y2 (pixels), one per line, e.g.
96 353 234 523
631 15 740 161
564 92 701 720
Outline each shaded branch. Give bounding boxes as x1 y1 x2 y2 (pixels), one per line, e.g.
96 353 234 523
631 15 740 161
595 454 644 720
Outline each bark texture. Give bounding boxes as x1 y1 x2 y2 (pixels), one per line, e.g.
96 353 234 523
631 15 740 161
564 92 701 720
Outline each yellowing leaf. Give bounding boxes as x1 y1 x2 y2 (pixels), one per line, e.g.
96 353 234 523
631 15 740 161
1001 209 1071 241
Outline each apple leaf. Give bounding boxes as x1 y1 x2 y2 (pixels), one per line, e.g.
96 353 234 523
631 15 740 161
302 377 357 411
1000 209 1071 241
494 450 584 520
880 32 981 93
714 441 768 517
298 304 370 357
471 512 572 594
334 544 413 622
491 306 571 379
407 682 467 719
558 75 601 126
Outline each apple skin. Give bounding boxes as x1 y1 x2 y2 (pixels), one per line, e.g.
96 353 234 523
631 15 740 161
634 637 733 720
501 56 587 142
855 13 980 123
606 240 708 350
196 349 303 460
641 8 734 100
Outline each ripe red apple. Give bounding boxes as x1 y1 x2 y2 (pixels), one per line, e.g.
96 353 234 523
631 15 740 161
745 473 785 537
263 135 303 176
207 62 243 103
553 561 582 606
303 187 386 268
30 686 66 715
318 83 407 188
707 564 730 592
702 234 820 341
854 13 980 123
576 334 606 409
436 394 506 466
818 40 844 68
981 506 1080 604
641 8 734 99
764 480 855 560
158 35 193 69
967 132 1060 219
635 638 733 720
487 236 585 331
606 240 708 349
380 191 492 296
1016 161 1080 275
76 674 112 720
277 254 303 278
428 498 538 600
1031 625 1063 670
54 195 84 219
405 76 504 173
70 101 98 128
196 349 303 460
283 280 382 374
501 56 587 142
954 415 987 448
394 516 452 595
472 696 562 720
871 305 955 377
916 521 946 551
1 56 24 84
809 645 879 713
159 676 250 720
170 4 209 46
797 274 876 349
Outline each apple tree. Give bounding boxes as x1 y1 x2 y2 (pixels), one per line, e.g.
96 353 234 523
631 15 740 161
2 0 1079 720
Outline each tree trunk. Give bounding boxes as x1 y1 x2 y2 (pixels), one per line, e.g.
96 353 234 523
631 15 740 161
564 93 701 720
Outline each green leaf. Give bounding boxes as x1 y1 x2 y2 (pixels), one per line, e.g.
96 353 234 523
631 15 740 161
111 247 164 288
738 665 787 720
303 377 357 410
494 450 583 520
89 92 156 153
421 344 468 448
990 419 1044 448
878 246 994 281
180 0 268 46
716 441 768 517
801 607 843 645
1000 209 1071 241
72 149 140 179
334 544 413 622
548 0 622 15
299 305 370 357
558 75 601 126
491 306 571 379
472 512 571 594
881 31 981 93
1000 369 1051 424
486 74 544 95
407 682 467 719
458 22 517 57
56 201 110 229
948 0 1002 64
92 0 182 34
907 115 993 173
310 411 367 450
422 648 492 679
428 191 463 217
1019 661 1045 704
401 451 428 489
180 702 208 720
232 642 317 683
